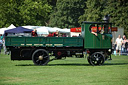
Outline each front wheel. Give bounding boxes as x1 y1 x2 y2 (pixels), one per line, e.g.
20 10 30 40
89 52 105 66
32 49 49 65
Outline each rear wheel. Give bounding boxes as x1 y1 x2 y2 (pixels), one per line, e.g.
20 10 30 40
32 49 49 65
89 52 105 66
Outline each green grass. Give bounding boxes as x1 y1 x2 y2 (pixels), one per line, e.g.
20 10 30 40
0 50 128 85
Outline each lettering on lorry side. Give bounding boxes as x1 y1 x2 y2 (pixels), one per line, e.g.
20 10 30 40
54 44 63 46
34 44 43 46
46 44 52 46
21 44 25 46
26 44 32 46
12 44 18 45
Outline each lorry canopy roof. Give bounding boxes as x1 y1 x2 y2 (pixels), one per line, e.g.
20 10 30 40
5 26 33 33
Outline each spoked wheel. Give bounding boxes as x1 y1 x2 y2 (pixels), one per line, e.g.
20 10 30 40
89 52 105 66
32 49 49 65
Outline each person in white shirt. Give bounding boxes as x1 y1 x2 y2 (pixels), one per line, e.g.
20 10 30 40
115 35 123 56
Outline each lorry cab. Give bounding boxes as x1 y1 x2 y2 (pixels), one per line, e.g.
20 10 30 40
81 21 112 65
81 21 112 49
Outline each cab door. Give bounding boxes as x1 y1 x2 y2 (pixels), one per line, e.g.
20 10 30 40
94 34 101 48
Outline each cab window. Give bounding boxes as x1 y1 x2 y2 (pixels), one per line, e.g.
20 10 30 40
89 23 111 34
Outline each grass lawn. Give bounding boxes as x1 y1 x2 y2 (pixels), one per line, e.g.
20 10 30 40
0 50 128 85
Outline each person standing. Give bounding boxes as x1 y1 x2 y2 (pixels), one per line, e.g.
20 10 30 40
0 34 3 54
122 36 128 55
0 39 3 54
47 30 59 37
122 35 126 40
121 35 126 54
2 38 7 54
52 30 59 37
0 34 3 40
31 29 38 37
115 35 123 56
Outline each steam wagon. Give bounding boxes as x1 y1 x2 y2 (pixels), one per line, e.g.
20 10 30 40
5 21 112 66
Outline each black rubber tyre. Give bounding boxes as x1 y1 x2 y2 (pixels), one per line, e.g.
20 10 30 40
90 52 105 66
32 49 49 65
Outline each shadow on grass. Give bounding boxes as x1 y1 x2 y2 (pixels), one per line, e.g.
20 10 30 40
48 62 128 66
15 62 128 66
104 63 128 66
15 63 90 66
15 64 35 66
47 63 90 66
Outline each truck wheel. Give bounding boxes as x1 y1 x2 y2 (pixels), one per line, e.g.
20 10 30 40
32 49 49 65
90 52 105 66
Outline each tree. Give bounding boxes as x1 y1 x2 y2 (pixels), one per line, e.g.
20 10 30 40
19 0 52 26
103 0 128 36
0 0 19 27
49 0 86 28
0 0 52 28
47 0 57 7
78 0 105 23
79 0 128 36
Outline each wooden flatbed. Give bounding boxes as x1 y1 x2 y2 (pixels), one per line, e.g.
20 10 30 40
5 37 83 47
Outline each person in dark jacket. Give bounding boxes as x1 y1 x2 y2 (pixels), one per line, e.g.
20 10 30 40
52 30 59 37
47 30 59 37
31 29 38 37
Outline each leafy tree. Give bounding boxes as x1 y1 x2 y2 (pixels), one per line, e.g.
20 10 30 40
79 0 128 36
0 0 52 28
49 0 86 28
78 0 105 23
47 0 57 7
0 0 19 27
103 0 128 36
19 0 52 26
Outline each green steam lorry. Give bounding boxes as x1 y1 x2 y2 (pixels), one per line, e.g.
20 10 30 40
5 21 112 66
